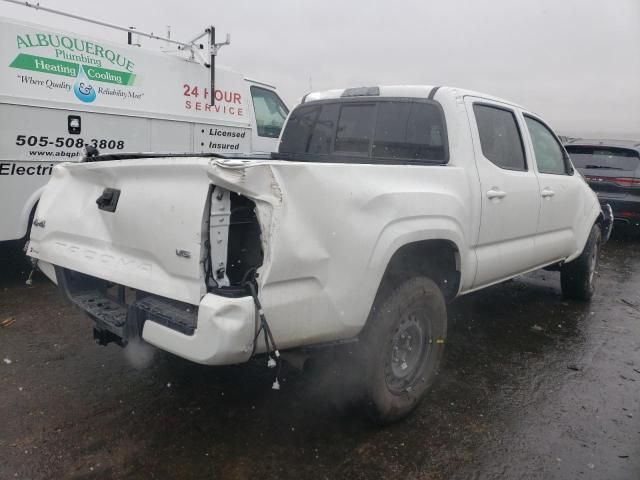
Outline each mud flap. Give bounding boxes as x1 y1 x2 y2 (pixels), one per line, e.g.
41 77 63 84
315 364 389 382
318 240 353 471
600 203 613 243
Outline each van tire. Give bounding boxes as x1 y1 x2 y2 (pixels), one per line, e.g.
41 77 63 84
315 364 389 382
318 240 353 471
561 225 601 301
360 277 447 423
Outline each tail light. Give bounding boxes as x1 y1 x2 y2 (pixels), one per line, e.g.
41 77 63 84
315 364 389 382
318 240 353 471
618 211 640 218
611 178 640 188
584 175 640 187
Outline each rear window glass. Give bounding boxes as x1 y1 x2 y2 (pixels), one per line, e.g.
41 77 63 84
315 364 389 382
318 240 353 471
308 103 339 154
335 104 376 155
279 105 320 153
373 102 445 160
278 99 448 164
566 146 640 172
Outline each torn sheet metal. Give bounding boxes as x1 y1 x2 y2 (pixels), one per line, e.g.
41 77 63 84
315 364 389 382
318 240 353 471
206 158 473 349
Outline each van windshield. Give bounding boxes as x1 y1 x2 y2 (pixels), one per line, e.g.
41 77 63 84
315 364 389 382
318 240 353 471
278 99 448 164
250 86 289 138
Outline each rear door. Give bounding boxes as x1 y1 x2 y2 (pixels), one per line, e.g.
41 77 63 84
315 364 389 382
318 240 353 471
522 114 583 263
465 97 541 287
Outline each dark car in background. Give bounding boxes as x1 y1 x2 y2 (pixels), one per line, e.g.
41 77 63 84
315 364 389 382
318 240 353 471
565 139 640 232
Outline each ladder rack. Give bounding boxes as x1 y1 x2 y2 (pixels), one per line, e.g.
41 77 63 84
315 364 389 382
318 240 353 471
2 0 230 105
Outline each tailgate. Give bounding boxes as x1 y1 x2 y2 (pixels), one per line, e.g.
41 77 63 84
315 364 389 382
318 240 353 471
28 158 213 305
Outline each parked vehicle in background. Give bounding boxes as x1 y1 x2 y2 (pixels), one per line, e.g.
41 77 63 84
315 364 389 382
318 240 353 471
0 16 288 245
565 139 640 232
28 85 612 422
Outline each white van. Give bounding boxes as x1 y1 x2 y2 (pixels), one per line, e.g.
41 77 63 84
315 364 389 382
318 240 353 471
0 16 289 243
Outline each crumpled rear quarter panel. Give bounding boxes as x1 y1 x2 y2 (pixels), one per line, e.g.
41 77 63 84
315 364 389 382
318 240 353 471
208 159 474 348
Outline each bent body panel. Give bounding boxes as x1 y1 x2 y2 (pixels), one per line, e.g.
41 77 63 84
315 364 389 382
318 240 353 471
208 159 476 347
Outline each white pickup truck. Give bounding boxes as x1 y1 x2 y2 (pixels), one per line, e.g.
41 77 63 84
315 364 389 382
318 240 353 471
28 85 612 422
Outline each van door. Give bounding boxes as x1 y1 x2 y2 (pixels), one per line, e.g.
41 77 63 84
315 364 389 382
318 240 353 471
522 114 583 263
247 85 289 153
465 97 541 288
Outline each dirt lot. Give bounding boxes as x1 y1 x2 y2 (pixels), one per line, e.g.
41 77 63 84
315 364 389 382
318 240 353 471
1 236 639 480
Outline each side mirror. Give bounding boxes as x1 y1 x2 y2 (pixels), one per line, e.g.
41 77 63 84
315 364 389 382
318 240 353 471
563 151 574 175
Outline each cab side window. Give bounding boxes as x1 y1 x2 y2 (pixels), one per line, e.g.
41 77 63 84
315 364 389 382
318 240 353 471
473 104 527 171
524 115 568 175
250 86 289 138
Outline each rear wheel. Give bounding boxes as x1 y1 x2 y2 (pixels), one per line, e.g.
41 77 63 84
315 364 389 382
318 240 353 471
561 225 601 301
360 277 447 423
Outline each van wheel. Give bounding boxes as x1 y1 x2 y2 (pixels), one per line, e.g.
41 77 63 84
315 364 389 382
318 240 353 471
360 277 447 423
561 225 601 301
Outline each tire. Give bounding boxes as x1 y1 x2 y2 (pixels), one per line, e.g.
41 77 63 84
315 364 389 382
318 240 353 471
561 225 601 301
360 277 447 423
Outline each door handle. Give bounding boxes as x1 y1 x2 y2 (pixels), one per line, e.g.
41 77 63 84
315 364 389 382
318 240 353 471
541 188 555 198
486 188 507 200
96 188 121 212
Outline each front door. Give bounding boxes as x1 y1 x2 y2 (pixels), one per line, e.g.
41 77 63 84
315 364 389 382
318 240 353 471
465 97 542 288
523 114 583 263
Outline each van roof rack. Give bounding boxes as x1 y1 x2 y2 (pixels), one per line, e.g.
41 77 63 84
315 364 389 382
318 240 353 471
3 0 230 106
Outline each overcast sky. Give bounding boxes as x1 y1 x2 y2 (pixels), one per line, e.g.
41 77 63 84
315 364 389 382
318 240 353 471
3 0 640 139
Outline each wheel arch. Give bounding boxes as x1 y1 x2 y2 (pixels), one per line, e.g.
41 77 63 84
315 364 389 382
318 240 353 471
365 213 468 299
566 199 603 263
372 238 462 306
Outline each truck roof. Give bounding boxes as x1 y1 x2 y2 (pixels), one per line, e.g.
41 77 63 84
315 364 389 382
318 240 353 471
301 85 527 110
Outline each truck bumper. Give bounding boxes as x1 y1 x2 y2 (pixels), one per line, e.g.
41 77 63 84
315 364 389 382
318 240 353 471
50 264 256 366
604 198 640 228
142 293 255 365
